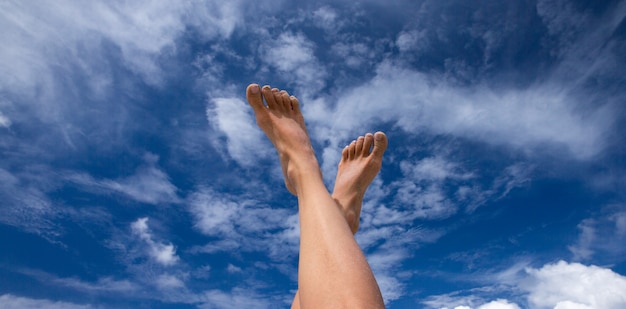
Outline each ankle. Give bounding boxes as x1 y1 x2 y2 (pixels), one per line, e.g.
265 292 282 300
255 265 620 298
289 160 323 194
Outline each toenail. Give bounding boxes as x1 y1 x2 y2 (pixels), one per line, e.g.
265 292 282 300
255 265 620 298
251 85 259 94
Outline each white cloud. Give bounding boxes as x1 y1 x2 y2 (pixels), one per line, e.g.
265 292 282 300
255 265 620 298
394 182 456 219
401 157 473 182
262 32 327 95
199 288 272 309
312 6 339 31
568 206 626 262
131 217 180 266
0 167 60 239
553 301 593 309
155 274 185 290
523 261 626 309
0 0 247 159
330 41 373 68
188 188 299 262
226 264 242 274
568 219 596 261
476 299 521 309
0 0 243 91
309 61 612 160
54 276 138 294
396 29 428 53
423 260 626 309
0 294 92 309
107 166 180 205
66 157 180 205
0 111 10 128
384 158 529 221
206 97 271 167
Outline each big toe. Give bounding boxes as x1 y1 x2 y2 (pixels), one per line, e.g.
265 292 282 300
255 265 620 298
246 84 266 113
372 131 388 158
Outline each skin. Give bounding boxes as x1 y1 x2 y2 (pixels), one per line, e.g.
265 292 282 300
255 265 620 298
245 84 387 308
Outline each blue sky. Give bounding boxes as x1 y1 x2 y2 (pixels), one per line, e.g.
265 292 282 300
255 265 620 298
1 0 626 308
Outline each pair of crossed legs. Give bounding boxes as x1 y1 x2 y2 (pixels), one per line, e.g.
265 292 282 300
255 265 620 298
246 84 387 308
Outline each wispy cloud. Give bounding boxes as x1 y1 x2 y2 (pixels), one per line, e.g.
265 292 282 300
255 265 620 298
0 111 10 128
0 167 61 240
131 217 180 266
198 288 274 309
65 155 180 205
0 294 92 309
261 32 328 95
308 61 614 161
188 188 299 263
568 205 626 262
206 97 271 167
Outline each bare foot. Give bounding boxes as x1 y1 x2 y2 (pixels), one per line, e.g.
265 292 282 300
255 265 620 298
245 84 319 195
332 132 388 234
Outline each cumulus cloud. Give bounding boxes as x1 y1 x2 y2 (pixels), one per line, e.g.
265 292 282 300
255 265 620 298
131 217 180 266
424 261 626 309
477 300 521 309
523 261 626 309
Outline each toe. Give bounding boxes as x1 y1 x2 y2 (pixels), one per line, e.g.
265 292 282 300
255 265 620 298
363 133 374 156
355 136 365 156
372 131 388 158
348 140 357 159
290 96 300 113
246 84 266 113
271 88 283 111
341 145 349 160
280 91 291 112
262 86 278 110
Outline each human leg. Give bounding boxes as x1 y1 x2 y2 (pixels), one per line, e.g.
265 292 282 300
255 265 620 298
246 84 384 308
290 132 388 308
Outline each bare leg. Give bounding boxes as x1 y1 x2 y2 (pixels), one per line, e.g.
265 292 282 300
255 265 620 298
246 84 384 308
290 132 388 308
